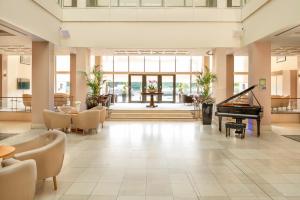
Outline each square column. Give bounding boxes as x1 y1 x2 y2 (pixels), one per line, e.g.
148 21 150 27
32 42 55 127
70 53 76 105
75 48 90 110
212 48 227 104
0 54 8 108
248 42 271 127
0 54 8 97
226 54 234 98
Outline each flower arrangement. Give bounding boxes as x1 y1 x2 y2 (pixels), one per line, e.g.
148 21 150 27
148 80 157 92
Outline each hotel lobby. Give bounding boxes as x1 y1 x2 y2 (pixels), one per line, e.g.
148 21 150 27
1 0 300 200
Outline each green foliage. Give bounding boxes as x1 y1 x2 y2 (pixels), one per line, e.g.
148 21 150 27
122 83 128 95
82 65 104 96
196 66 217 104
177 83 186 94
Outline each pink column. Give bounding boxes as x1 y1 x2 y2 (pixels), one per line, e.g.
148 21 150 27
248 42 271 129
212 48 227 104
32 42 55 127
0 54 8 98
75 48 90 110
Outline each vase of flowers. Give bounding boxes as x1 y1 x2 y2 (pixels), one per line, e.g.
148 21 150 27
148 80 157 93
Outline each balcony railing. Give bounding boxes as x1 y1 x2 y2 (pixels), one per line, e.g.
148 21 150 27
271 97 300 114
0 96 73 112
61 0 242 8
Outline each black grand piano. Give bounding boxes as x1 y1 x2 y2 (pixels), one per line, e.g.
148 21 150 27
215 85 263 137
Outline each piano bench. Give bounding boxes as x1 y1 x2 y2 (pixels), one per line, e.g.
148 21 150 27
225 122 246 139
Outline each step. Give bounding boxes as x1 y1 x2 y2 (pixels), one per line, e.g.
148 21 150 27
109 110 199 120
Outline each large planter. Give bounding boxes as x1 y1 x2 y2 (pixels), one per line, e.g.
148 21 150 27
122 94 127 102
202 103 213 125
86 94 99 109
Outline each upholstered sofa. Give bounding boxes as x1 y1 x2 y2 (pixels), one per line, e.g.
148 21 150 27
13 130 66 190
43 109 71 131
182 94 194 105
0 159 37 200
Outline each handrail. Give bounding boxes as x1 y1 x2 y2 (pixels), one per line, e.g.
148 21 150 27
0 96 74 113
60 0 242 8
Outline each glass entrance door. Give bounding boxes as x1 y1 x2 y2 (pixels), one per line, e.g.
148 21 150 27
161 75 175 103
128 74 176 103
128 75 143 102
146 75 159 102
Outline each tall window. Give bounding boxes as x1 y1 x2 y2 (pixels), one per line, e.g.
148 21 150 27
160 56 175 72
271 75 283 95
100 55 206 99
55 55 70 94
234 56 248 94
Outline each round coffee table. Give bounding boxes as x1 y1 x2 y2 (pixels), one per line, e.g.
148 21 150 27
0 145 16 159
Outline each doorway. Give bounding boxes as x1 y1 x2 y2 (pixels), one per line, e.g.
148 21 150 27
128 74 175 103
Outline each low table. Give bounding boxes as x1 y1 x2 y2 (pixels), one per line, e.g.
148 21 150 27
0 145 15 159
141 92 163 108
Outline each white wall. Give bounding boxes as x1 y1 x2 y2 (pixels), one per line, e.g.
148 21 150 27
0 0 61 44
61 21 241 48
271 56 298 72
242 0 300 45
62 7 241 22
7 56 32 97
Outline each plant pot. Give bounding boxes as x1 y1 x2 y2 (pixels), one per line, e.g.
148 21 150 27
148 89 156 93
202 103 213 125
122 94 127 102
86 94 99 109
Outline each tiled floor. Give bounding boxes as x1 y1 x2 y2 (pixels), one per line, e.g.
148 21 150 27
2 121 300 200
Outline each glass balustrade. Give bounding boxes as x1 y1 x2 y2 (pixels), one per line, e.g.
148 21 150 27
60 0 242 8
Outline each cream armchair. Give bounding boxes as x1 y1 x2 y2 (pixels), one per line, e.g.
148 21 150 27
43 109 71 131
0 159 37 200
91 106 107 128
72 110 100 134
13 130 66 190
22 94 32 112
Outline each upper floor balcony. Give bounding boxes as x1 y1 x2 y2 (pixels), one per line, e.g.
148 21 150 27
57 0 244 8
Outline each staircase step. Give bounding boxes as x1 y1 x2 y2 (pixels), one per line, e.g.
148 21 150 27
109 109 199 120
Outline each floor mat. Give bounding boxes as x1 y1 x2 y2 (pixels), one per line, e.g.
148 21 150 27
0 133 17 141
283 135 300 142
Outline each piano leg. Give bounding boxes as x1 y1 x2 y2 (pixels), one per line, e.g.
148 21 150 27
218 116 222 132
257 118 261 137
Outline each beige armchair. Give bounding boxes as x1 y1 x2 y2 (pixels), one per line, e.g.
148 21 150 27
13 130 66 190
72 110 100 134
54 93 69 108
43 109 71 131
22 94 32 112
0 158 37 200
91 106 107 128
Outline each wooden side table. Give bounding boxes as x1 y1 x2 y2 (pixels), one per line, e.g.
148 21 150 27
141 92 163 108
0 145 16 159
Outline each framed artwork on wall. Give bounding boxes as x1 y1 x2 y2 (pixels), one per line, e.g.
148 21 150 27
20 55 31 65
276 56 286 63
259 78 266 90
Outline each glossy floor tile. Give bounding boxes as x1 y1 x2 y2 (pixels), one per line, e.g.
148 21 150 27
2 121 300 200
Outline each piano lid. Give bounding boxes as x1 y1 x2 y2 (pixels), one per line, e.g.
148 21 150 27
217 85 261 107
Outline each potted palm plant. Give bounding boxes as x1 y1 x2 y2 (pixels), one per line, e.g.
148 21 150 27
83 65 104 109
196 66 217 125
121 84 128 102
